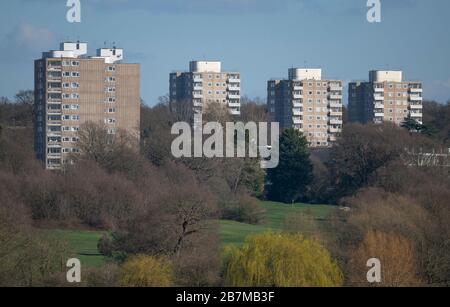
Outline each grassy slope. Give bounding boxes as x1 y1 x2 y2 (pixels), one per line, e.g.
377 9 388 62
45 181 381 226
52 230 107 268
220 201 335 246
54 201 336 267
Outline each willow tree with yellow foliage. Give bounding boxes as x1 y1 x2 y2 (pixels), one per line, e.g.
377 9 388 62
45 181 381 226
223 232 343 287
119 255 172 287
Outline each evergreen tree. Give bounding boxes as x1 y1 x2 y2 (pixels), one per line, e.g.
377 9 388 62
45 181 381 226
266 128 313 203
401 116 422 132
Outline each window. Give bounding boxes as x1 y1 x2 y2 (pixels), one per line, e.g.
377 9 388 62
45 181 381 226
107 66 115 72
71 72 80 77
71 82 79 88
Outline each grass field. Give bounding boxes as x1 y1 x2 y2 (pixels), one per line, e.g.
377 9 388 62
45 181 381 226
220 201 335 246
52 230 107 267
53 201 336 267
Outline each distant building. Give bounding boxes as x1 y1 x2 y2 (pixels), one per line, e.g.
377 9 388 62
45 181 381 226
34 42 140 170
268 68 343 147
348 70 423 125
170 61 241 116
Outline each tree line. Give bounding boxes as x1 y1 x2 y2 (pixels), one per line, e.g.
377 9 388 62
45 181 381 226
0 91 449 286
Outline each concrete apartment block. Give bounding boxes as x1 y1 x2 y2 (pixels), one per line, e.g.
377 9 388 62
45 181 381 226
34 41 140 170
268 68 343 147
348 70 423 125
170 61 241 116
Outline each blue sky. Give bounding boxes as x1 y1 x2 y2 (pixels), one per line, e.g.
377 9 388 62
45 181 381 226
0 0 449 105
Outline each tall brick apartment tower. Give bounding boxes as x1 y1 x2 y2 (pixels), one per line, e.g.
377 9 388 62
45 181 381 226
268 68 343 147
34 42 140 170
348 70 423 125
170 61 241 116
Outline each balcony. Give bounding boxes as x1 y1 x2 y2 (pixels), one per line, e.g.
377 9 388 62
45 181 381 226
228 77 240 83
193 93 203 99
229 109 241 116
329 127 341 133
329 94 342 100
228 84 240 91
293 117 302 125
410 96 423 101
228 94 241 100
410 112 422 118
47 143 62 148
193 85 203 91
330 111 342 117
228 102 241 108
293 94 303 99
374 87 384 93
47 110 62 115
48 88 62 94
292 109 303 116
374 103 385 109
330 119 343 125
293 85 303 91
193 77 203 83
374 95 385 101
410 104 423 109
375 112 385 117
329 85 343 91
47 77 62 82
47 153 62 159
409 88 423 93
328 135 338 142
193 102 203 108
329 101 341 108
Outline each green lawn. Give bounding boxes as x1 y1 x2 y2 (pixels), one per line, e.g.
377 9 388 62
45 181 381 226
52 230 107 268
219 201 335 246
52 201 336 267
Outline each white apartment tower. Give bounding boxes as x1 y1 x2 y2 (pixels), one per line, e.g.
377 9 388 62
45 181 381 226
268 68 343 147
34 42 140 170
170 61 241 115
348 70 423 125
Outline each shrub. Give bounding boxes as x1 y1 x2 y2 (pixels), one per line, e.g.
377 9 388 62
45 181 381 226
222 195 265 225
119 255 172 287
347 231 423 287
